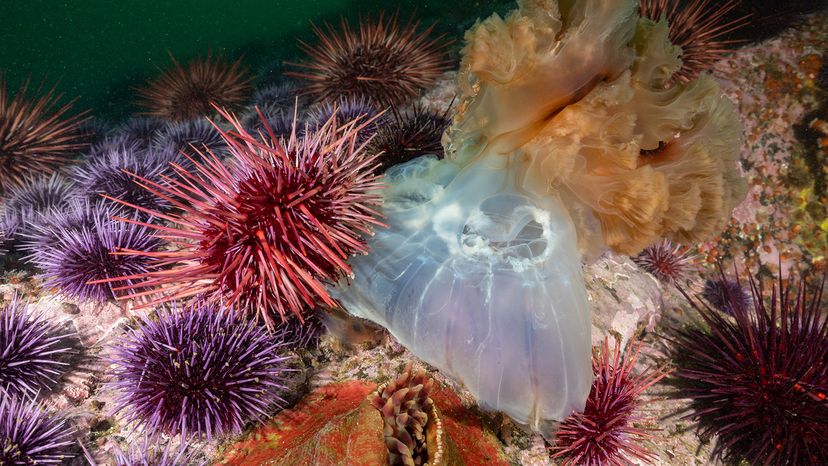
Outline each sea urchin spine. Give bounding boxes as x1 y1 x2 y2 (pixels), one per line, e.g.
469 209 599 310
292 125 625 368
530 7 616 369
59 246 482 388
136 52 252 121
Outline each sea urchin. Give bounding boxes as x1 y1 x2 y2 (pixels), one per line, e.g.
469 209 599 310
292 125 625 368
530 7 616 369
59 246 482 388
639 0 749 84
0 296 73 397
31 201 163 302
105 108 385 327
0 394 75 464
287 13 452 106
671 269 828 465
632 239 699 287
136 53 252 121
110 301 293 439
551 338 669 466
0 76 89 192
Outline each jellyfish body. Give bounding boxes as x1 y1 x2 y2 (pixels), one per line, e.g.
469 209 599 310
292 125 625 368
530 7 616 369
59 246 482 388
332 0 744 439
333 153 592 433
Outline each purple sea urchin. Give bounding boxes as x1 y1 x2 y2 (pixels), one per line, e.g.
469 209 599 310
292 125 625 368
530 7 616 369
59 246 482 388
551 338 669 466
286 13 452 106
308 96 378 127
136 53 252 121
0 76 89 192
31 202 162 302
252 83 303 113
0 174 75 242
70 141 180 214
0 394 75 464
103 108 385 328
241 107 296 142
0 296 72 397
671 270 828 465
632 239 699 287
639 0 749 84
701 276 751 314
152 118 226 157
114 116 166 149
110 301 293 439
367 105 450 171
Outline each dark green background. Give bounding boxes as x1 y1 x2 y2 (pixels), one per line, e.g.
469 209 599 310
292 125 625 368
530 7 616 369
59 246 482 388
0 0 512 122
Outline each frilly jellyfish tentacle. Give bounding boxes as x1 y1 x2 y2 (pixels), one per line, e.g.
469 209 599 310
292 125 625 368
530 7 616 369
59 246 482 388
332 153 592 434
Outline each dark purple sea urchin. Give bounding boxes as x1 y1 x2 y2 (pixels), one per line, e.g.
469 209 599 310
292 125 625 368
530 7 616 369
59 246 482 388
152 118 226 157
671 270 828 465
367 105 451 171
0 296 72 397
0 394 75 464
110 301 293 439
701 276 751 314
0 174 75 243
551 338 669 466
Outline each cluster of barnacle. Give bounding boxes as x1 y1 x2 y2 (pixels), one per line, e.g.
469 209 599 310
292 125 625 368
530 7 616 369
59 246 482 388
0 0 826 465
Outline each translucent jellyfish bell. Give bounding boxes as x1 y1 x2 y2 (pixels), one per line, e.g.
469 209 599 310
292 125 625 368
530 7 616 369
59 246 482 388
332 154 592 432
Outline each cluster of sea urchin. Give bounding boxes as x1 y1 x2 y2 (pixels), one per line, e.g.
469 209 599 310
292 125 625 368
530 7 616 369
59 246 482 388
287 13 452 106
671 270 828 465
0 394 75 464
639 0 749 84
551 338 669 466
104 108 385 328
110 301 293 439
0 76 89 192
0 296 73 397
136 53 252 121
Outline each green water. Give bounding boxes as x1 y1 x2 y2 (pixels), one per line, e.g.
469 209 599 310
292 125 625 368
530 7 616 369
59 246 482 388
0 0 510 122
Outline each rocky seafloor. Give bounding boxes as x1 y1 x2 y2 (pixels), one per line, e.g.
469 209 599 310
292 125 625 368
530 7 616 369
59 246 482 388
2 7 827 466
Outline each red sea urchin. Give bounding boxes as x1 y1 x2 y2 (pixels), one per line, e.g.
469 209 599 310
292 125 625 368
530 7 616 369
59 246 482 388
0 76 89 192
551 338 669 466
136 53 252 121
671 270 828 465
632 238 699 287
639 0 749 84
286 13 452 106
110 301 293 440
105 109 385 328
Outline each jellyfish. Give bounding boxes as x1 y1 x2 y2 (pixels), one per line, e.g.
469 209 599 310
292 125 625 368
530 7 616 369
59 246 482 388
332 0 745 438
